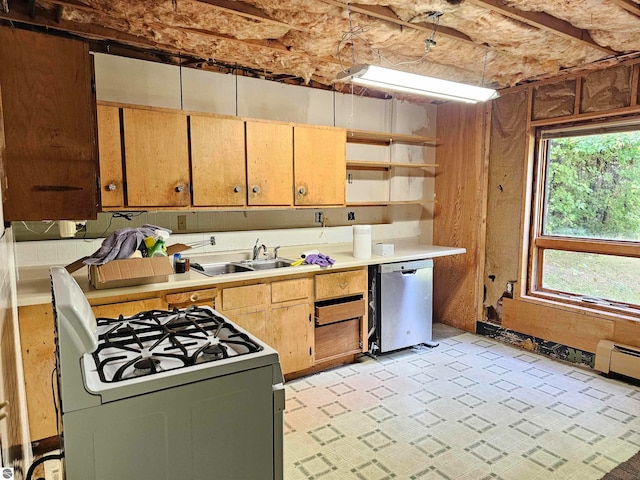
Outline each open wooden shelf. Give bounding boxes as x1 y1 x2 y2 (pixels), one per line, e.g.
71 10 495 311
346 128 437 146
347 160 438 170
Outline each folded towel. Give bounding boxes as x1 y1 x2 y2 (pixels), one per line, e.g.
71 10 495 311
83 224 171 266
303 253 335 267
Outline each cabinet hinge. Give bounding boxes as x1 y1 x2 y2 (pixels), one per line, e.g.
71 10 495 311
308 313 312 323
309 347 312 356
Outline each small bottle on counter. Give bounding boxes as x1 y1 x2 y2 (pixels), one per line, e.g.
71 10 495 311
174 258 187 274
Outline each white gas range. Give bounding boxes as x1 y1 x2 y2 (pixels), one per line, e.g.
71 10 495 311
50 267 285 480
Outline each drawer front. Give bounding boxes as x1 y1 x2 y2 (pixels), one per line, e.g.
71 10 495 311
315 318 361 361
272 278 311 303
315 297 365 326
222 284 269 310
165 288 218 308
315 269 367 300
92 298 165 318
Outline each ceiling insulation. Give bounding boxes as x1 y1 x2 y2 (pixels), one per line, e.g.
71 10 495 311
1 0 639 97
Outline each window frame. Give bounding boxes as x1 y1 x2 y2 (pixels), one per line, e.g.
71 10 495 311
528 118 640 315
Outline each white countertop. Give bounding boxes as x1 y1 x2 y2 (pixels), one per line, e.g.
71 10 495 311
17 239 466 307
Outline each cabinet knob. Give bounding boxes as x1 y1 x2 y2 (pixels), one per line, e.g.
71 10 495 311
106 183 117 191
233 185 243 193
175 185 185 193
252 185 261 194
297 186 306 195
190 293 199 302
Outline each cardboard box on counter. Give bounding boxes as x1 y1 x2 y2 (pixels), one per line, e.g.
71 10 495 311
65 244 190 290
88 257 175 290
66 256 175 290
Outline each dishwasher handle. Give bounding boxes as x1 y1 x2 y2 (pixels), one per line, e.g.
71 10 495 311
401 269 418 275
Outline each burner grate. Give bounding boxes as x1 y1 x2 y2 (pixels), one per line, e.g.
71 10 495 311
92 306 263 383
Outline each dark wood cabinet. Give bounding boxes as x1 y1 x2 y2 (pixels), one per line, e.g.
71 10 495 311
0 27 98 221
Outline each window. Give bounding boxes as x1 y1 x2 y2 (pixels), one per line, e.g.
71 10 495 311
529 120 640 312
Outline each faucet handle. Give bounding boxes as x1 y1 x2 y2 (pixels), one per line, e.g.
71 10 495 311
273 245 281 259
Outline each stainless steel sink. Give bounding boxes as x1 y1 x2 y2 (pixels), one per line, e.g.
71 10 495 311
191 262 254 277
191 258 293 277
240 259 294 270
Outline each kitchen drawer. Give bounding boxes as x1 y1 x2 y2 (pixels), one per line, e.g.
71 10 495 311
221 284 269 310
315 269 367 300
272 278 311 303
315 318 361 362
166 288 218 309
315 296 365 326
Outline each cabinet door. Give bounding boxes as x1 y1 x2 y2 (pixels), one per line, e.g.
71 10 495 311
97 105 124 207
225 310 267 342
294 125 346 206
246 120 293 206
0 27 98 221
270 303 313 374
122 108 190 207
191 115 246 207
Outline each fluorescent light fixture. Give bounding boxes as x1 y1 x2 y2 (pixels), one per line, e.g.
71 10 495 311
335 64 499 103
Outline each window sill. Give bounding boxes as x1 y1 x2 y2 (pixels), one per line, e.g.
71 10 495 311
518 291 640 323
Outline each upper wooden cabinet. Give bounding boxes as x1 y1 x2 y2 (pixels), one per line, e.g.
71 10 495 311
0 27 99 221
96 103 348 210
246 120 293 206
294 125 346 206
190 115 246 207
97 105 124 207
122 108 190 207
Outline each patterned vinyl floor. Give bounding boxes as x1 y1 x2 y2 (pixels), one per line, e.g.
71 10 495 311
283 324 640 480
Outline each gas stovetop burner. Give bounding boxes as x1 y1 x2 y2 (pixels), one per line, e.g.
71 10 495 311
92 306 263 383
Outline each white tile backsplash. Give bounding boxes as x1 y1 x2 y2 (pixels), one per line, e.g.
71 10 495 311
14 225 417 267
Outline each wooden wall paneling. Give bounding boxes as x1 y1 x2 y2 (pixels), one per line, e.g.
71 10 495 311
433 103 487 332
0 27 99 221
17 304 57 442
502 298 614 353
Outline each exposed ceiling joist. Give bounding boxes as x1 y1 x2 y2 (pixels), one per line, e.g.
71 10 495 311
611 0 640 17
0 2 164 49
321 0 475 46
468 0 618 56
194 0 305 31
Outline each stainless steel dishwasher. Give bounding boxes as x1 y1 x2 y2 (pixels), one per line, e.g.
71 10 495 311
371 259 434 353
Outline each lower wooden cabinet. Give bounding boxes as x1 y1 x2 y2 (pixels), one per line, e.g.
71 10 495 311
18 267 368 442
270 303 313 373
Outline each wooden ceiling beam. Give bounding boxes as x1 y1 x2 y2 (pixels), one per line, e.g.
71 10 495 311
468 0 617 56
321 0 476 46
0 2 167 49
611 0 640 17
194 0 305 31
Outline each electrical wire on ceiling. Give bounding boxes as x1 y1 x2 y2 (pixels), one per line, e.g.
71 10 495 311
336 7 442 73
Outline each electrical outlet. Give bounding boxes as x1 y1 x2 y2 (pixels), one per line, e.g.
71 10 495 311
210 236 216 246
348 211 355 221
315 212 323 224
177 215 187 231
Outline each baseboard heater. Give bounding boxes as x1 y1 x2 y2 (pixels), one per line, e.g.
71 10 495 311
594 340 640 380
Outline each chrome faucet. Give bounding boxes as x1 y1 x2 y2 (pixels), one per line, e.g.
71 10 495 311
273 246 281 259
252 238 267 260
